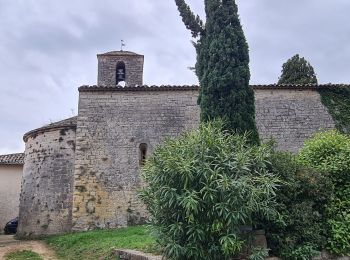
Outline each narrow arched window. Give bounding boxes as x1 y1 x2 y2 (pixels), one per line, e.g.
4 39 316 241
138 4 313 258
116 61 126 84
139 143 148 166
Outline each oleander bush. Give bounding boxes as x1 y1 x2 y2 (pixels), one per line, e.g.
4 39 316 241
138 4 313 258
139 126 350 259
139 121 280 260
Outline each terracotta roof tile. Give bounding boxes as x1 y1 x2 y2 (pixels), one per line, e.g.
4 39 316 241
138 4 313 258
79 85 200 92
79 84 350 92
251 83 350 89
0 153 24 165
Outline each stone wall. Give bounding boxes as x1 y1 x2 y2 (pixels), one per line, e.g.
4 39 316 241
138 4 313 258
17 85 337 236
0 165 22 232
72 86 336 231
17 127 76 237
97 53 144 87
72 88 199 231
255 88 335 152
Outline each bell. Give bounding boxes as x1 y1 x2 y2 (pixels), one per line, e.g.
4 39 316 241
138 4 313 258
117 69 125 80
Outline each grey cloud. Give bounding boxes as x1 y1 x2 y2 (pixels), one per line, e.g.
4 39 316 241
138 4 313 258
238 0 350 83
0 0 349 153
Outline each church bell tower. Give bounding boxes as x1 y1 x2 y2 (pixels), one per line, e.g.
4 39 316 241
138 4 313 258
97 51 144 87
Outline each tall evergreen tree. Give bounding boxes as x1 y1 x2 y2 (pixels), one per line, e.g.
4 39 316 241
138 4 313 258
278 54 318 84
175 0 259 144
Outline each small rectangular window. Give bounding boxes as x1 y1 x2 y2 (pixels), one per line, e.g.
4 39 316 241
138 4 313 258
139 143 147 166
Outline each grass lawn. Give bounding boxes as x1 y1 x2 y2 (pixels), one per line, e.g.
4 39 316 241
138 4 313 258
5 250 43 260
44 225 157 260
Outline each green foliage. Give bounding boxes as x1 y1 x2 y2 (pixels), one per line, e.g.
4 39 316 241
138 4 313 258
325 181 350 255
45 226 156 260
298 131 350 186
327 197 350 255
282 245 319 260
248 247 269 260
5 250 43 260
258 152 332 259
174 0 204 37
140 121 280 260
175 0 259 144
319 86 350 134
278 54 318 84
298 131 350 255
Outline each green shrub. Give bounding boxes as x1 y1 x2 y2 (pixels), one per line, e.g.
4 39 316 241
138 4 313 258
139 121 280 260
298 131 350 255
327 203 350 255
248 247 269 260
282 245 319 260
325 185 350 255
298 130 350 186
258 152 332 259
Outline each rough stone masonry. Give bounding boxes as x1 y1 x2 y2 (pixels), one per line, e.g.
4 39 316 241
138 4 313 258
17 50 337 237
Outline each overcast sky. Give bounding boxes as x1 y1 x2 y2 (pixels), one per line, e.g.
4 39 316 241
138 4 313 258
1 0 350 154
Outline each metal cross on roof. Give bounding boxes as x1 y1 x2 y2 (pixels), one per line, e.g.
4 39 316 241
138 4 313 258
121 40 126 51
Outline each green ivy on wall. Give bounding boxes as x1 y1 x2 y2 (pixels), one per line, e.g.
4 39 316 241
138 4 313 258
318 86 350 134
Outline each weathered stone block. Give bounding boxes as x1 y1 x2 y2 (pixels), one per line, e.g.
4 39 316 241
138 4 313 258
114 249 162 260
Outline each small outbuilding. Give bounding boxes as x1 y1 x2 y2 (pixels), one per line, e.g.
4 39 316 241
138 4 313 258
0 153 24 233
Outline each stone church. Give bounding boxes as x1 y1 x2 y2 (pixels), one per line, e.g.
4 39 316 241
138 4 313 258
17 50 339 237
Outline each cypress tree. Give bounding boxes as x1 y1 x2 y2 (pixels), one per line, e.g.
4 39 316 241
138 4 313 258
175 0 259 144
278 54 318 84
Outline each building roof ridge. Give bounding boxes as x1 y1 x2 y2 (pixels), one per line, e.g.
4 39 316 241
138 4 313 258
79 83 350 92
23 116 78 142
97 50 143 57
79 84 200 92
0 153 25 165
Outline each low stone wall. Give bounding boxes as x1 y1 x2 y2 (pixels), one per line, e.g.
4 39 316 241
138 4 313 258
114 249 162 260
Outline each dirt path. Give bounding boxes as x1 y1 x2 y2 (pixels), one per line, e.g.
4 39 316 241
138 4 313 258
0 235 57 260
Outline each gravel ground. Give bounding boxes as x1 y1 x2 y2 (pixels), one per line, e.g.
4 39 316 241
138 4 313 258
0 235 57 260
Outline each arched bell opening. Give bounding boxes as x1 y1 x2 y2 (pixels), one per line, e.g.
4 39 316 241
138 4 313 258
116 61 126 85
